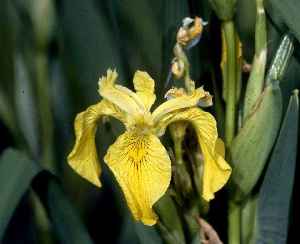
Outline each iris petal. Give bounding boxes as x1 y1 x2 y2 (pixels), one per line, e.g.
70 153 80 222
156 107 231 201
98 69 145 115
133 70 156 111
104 131 171 225
67 100 126 187
152 87 207 123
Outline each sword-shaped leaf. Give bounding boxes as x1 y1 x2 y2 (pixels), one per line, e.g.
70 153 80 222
0 149 41 239
32 172 94 244
256 91 299 244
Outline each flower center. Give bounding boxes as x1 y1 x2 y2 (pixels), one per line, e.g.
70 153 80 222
127 112 154 134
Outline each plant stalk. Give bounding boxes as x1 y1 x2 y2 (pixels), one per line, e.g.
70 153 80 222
222 20 240 244
223 20 237 146
229 201 241 244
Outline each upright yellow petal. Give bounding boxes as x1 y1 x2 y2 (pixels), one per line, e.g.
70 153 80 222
98 69 145 115
156 107 231 201
68 99 126 187
104 131 171 225
133 71 156 111
152 87 207 123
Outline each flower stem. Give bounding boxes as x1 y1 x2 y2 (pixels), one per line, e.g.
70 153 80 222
222 20 240 244
173 43 195 94
223 20 237 146
228 201 241 244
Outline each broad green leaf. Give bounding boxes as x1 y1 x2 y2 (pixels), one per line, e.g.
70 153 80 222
32 172 94 244
0 0 17 133
0 149 41 239
115 0 161 77
55 0 126 108
256 91 299 244
229 81 282 202
265 0 300 47
14 56 40 158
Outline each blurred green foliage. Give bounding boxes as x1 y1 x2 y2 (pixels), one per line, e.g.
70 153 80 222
0 0 300 243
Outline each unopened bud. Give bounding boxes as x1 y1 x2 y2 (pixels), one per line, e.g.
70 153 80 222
176 17 205 48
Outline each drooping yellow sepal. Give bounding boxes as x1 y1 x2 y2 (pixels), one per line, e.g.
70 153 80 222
67 100 126 187
156 107 231 201
104 131 171 225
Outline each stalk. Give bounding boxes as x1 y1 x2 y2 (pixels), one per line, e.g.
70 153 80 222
223 20 237 146
228 201 241 244
222 20 240 244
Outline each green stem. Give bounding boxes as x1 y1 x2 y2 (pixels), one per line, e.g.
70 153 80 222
173 43 195 94
223 20 237 146
222 21 240 244
174 139 184 165
229 202 241 244
241 195 258 244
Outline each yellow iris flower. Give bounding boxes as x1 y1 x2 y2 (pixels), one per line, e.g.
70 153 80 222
67 69 231 226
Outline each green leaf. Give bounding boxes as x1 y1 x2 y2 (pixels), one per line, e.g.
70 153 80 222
256 90 299 244
115 0 161 76
134 223 162 244
32 172 94 244
14 56 40 158
265 0 300 46
0 149 42 239
0 0 17 133
55 0 126 108
229 82 282 202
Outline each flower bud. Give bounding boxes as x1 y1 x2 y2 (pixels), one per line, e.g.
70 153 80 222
176 17 206 48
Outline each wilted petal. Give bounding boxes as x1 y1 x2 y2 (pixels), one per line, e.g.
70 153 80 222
133 71 156 111
68 100 126 187
104 131 171 225
156 107 231 201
